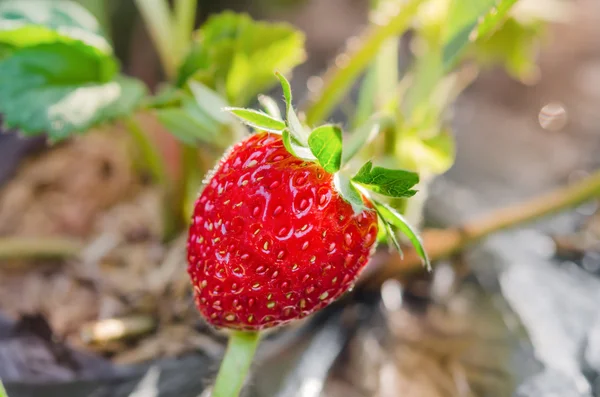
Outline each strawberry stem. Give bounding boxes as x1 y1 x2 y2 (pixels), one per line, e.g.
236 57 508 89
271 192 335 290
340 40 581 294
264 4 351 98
212 331 261 397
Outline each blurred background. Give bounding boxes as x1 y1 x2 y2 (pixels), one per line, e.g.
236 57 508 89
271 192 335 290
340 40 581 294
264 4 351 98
1 0 600 396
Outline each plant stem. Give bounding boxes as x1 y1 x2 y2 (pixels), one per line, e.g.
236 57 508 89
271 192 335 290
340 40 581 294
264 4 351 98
367 168 600 284
302 0 425 125
133 0 177 80
123 116 168 186
174 0 197 61
212 331 261 397
0 237 82 260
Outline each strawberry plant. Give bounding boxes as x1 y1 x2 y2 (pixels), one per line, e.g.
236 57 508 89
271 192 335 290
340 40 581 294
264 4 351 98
1 0 597 396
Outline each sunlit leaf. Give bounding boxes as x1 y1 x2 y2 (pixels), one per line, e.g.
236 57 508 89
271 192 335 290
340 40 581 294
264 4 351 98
397 130 456 174
176 11 305 106
226 107 285 133
0 0 111 53
475 0 519 39
442 0 496 69
258 94 282 120
373 200 430 270
282 129 315 161
188 81 232 124
0 42 145 140
156 107 216 145
473 17 541 83
352 161 419 198
308 125 342 173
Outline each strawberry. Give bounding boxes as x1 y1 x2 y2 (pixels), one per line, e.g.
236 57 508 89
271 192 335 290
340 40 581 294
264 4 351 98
187 73 427 332
187 131 379 330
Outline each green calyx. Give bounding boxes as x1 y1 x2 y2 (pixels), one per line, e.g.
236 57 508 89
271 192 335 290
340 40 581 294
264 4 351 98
226 72 430 270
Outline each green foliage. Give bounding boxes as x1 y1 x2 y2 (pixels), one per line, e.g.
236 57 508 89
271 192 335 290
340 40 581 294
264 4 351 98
0 379 7 397
156 83 233 147
0 0 146 140
258 95 282 120
226 107 286 133
282 129 315 161
473 17 542 82
0 0 111 54
176 12 305 106
442 0 497 69
397 130 455 174
0 42 145 140
308 125 343 173
352 161 419 198
373 200 431 270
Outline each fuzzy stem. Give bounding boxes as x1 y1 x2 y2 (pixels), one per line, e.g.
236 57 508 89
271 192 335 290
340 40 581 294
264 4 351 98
0 237 82 260
133 0 177 80
302 0 425 125
212 331 261 397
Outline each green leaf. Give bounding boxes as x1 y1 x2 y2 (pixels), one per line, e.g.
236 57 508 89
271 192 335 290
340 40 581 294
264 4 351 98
475 0 519 39
0 42 145 140
352 161 419 198
442 0 521 69
406 0 520 116
188 81 232 124
373 201 430 270
176 11 305 106
307 125 342 173
473 17 541 83
343 115 382 164
258 94 282 120
143 85 186 109
333 173 365 214
276 71 308 145
282 129 315 161
0 0 111 52
226 107 286 133
0 379 7 397
397 130 456 174
379 213 403 257
156 107 215 145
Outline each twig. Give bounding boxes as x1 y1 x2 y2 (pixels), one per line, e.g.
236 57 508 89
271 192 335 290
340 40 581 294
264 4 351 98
366 168 600 285
0 237 82 261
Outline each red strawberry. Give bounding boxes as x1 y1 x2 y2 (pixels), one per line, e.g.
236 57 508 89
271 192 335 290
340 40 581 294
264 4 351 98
187 131 379 330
